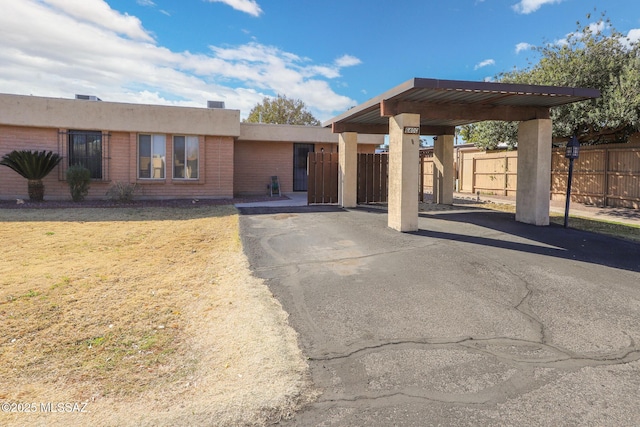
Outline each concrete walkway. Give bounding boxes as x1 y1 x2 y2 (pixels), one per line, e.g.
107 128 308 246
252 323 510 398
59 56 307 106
234 192 308 208
239 205 640 426
453 192 640 227
235 191 640 227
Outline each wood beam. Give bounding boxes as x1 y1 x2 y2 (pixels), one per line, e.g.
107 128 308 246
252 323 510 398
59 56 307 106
332 122 389 134
422 125 456 136
380 100 550 122
331 122 455 135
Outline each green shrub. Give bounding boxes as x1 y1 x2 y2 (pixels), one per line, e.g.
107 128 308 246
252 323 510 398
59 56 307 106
65 165 91 202
106 182 139 202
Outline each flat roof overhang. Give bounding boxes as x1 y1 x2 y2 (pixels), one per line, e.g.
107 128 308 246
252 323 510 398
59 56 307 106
323 77 601 135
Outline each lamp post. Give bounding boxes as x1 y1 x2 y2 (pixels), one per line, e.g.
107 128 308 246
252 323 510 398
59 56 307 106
564 136 580 228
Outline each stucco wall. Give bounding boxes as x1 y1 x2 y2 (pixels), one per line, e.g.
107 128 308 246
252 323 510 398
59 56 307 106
0 94 240 136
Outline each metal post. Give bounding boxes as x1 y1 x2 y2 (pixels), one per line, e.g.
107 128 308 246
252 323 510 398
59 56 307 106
563 135 580 228
564 157 574 228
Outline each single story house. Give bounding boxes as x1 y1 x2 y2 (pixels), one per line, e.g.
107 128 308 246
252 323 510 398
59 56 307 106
0 93 383 200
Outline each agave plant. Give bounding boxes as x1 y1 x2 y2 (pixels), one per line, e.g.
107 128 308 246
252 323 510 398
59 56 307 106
0 150 62 201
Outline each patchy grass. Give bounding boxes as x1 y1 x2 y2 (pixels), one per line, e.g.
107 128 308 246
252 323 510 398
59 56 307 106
471 202 640 243
0 206 314 426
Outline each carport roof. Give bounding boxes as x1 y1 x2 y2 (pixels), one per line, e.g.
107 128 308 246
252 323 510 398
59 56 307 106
323 77 600 135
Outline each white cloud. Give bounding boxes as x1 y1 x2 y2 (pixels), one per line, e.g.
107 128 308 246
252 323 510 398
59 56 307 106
42 0 154 42
625 28 640 45
335 55 362 68
137 0 155 6
0 0 356 120
515 42 533 54
474 59 495 70
512 0 563 15
206 0 262 17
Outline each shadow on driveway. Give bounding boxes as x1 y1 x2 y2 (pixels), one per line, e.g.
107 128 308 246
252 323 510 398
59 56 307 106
415 208 640 273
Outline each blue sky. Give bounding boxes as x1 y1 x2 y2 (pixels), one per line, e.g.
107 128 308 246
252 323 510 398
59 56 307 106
1 0 639 121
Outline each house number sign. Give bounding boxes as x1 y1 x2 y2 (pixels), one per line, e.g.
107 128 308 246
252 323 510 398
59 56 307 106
403 126 420 134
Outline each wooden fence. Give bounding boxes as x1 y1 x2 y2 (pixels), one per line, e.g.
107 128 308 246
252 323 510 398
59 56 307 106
310 143 640 209
357 153 388 203
550 142 640 208
457 142 640 209
307 151 338 204
358 152 435 203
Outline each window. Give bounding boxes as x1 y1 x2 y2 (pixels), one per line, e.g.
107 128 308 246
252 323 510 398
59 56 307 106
68 130 103 179
138 134 166 179
173 136 199 179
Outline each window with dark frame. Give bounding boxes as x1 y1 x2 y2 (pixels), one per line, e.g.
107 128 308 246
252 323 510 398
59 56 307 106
173 135 199 179
68 130 103 179
138 134 166 179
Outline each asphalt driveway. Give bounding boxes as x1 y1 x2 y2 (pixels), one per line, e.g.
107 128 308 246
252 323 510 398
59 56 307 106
238 204 640 426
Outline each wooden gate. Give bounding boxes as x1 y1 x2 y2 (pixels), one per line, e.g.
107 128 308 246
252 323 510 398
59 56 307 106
307 151 338 204
357 153 388 203
308 152 432 205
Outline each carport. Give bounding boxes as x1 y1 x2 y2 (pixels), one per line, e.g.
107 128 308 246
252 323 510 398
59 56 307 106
323 78 600 232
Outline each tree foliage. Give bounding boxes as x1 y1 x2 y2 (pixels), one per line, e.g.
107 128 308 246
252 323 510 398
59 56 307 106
0 150 62 180
244 95 321 126
468 13 640 150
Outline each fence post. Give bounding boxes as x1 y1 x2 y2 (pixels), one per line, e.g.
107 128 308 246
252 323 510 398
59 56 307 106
419 152 424 202
503 155 508 196
472 157 477 195
604 147 610 207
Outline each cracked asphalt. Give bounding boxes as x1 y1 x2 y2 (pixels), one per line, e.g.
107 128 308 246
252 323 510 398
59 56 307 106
238 204 640 426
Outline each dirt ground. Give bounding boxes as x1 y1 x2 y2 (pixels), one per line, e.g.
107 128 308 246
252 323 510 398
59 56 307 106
0 202 315 426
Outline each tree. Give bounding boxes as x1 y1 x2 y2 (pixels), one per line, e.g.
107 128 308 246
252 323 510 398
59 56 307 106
468 13 640 150
244 95 321 126
0 150 62 201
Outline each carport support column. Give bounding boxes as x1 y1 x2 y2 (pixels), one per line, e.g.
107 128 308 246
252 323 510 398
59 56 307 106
338 132 358 208
388 113 420 232
433 134 454 204
516 119 552 225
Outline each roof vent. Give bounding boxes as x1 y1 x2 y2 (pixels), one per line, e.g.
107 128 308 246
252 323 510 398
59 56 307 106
207 100 225 109
75 94 102 101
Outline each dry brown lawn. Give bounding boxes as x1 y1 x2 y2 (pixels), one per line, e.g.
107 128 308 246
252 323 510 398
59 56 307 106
0 205 315 426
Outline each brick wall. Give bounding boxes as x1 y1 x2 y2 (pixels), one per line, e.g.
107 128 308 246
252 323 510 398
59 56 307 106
135 135 234 199
2 123 377 200
234 141 294 195
0 125 234 200
234 141 378 196
0 125 68 199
